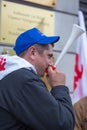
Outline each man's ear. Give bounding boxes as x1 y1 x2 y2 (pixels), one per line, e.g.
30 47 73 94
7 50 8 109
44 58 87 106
27 46 37 60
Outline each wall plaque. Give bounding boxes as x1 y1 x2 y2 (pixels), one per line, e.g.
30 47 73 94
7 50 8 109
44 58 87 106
23 0 57 7
0 1 55 45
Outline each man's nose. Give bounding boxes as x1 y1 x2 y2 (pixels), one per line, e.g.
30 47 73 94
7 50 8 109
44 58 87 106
49 60 54 66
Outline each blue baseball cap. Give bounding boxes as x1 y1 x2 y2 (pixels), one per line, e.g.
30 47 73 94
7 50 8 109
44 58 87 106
13 27 60 55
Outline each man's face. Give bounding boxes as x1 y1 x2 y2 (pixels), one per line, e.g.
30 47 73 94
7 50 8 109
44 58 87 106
35 44 54 77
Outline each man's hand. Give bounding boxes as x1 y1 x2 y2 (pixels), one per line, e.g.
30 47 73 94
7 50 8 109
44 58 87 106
46 66 66 88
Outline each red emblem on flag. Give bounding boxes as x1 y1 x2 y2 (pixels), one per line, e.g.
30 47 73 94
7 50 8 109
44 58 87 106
0 56 6 71
74 53 83 90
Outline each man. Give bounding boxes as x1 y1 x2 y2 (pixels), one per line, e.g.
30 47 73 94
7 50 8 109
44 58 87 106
0 27 74 130
74 96 87 130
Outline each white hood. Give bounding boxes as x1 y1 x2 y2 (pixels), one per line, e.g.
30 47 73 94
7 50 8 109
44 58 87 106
0 55 36 80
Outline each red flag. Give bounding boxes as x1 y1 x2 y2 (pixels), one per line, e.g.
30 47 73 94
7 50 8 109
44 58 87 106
73 11 87 104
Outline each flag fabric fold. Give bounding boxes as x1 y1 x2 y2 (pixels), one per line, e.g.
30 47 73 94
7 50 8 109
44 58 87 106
73 11 87 104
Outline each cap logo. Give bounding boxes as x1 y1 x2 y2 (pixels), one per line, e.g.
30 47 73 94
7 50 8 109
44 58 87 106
0 56 6 71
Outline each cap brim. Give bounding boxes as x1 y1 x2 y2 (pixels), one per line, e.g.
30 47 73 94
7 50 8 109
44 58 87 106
37 36 60 44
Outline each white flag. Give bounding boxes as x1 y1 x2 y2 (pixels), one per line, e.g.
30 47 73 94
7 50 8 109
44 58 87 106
73 11 87 104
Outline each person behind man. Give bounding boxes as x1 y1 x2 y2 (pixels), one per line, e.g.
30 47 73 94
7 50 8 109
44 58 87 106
74 96 87 130
0 27 74 130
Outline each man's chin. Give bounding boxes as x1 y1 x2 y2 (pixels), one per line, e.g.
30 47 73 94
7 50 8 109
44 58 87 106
39 71 46 77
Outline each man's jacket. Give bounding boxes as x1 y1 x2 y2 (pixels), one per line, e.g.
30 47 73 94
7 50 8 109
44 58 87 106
0 55 75 130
